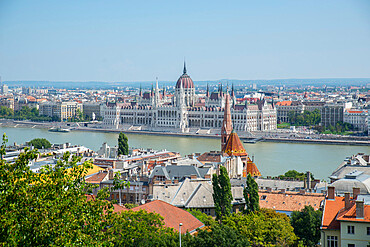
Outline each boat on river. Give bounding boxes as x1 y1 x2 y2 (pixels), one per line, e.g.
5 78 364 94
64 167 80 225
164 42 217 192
48 127 70 133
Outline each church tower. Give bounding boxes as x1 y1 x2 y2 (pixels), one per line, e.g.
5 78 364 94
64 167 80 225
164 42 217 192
221 93 233 151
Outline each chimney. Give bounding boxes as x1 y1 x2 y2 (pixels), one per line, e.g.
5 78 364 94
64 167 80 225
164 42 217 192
344 192 351 210
327 186 335 200
353 187 360 200
356 200 364 219
204 174 211 179
190 174 197 180
108 170 114 180
266 187 272 192
174 179 179 184
280 189 286 194
299 189 306 195
306 171 311 189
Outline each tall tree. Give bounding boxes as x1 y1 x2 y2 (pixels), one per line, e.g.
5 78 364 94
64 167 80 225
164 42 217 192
118 132 129 156
212 166 233 221
28 138 52 149
243 174 259 214
223 209 297 246
290 205 322 247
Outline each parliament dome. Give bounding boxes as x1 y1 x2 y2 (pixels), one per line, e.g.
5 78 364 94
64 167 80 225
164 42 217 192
175 62 194 89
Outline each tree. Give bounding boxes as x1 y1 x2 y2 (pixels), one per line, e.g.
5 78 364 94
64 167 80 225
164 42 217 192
106 210 178 247
187 209 217 228
212 166 233 221
290 205 322 246
118 132 129 156
223 209 297 247
183 224 250 247
244 174 259 214
28 138 52 149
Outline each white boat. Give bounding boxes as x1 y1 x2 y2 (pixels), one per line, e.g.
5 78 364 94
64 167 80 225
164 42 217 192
48 127 70 133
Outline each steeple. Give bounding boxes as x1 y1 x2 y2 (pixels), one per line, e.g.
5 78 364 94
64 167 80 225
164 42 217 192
221 93 233 151
183 60 187 74
139 84 142 97
206 83 210 97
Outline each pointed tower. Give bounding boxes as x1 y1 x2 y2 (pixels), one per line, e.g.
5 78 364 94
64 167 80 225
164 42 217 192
139 85 142 97
162 85 166 98
231 84 236 108
206 83 210 98
221 93 233 151
154 77 159 107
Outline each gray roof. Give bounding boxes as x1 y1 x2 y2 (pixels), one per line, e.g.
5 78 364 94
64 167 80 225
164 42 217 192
331 172 370 194
231 177 304 191
149 165 210 181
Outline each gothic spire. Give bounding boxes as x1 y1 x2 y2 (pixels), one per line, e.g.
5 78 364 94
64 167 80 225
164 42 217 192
183 60 187 74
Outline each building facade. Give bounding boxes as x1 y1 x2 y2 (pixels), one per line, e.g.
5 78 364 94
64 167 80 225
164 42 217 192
39 101 83 121
101 64 277 132
343 109 369 132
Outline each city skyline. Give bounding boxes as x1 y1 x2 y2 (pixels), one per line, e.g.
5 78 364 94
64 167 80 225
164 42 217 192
1 0 370 82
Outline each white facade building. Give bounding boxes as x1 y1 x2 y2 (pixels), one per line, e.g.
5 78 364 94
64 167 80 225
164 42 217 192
101 64 277 133
343 109 368 132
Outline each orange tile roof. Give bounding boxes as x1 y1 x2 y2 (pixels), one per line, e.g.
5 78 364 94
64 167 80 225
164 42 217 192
259 191 324 213
85 171 108 183
222 130 248 156
337 204 370 223
275 101 292 106
321 197 345 230
131 200 204 233
246 160 261 177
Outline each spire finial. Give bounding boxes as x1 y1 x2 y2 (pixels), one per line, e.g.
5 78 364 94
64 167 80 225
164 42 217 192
183 60 187 74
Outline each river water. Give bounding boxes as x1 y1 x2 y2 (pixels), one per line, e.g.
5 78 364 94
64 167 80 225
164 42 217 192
1 126 369 180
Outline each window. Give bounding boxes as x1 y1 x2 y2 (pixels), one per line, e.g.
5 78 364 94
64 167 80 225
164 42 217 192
348 225 355 234
327 236 338 247
367 227 370 235
348 244 355 247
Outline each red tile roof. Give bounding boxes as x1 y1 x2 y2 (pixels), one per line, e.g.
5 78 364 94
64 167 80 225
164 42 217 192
259 191 324 212
276 101 292 106
337 204 370 223
321 197 345 230
85 171 108 183
131 200 204 233
222 130 248 157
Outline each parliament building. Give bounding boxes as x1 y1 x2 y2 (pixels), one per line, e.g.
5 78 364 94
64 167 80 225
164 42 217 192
101 64 277 133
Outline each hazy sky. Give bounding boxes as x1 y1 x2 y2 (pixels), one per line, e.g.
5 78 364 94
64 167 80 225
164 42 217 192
0 0 370 82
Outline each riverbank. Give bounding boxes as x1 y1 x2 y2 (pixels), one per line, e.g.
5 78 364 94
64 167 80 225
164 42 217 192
1 119 369 146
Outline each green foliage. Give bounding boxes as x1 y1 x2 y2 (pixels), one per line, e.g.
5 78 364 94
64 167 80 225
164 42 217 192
187 209 217 227
290 206 322 246
223 209 298 247
288 109 321 126
1 134 180 246
28 138 52 149
317 121 355 134
278 170 314 181
106 210 178 247
212 166 233 221
124 203 139 209
118 132 129 156
277 123 290 129
0 105 55 122
244 174 259 214
183 224 250 247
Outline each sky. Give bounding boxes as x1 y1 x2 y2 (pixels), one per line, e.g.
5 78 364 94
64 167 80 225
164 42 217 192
0 0 370 82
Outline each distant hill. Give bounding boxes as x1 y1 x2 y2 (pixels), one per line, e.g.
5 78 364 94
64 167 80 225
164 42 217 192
4 78 370 89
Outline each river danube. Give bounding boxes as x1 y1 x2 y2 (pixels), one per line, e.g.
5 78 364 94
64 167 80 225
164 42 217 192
1 126 369 180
